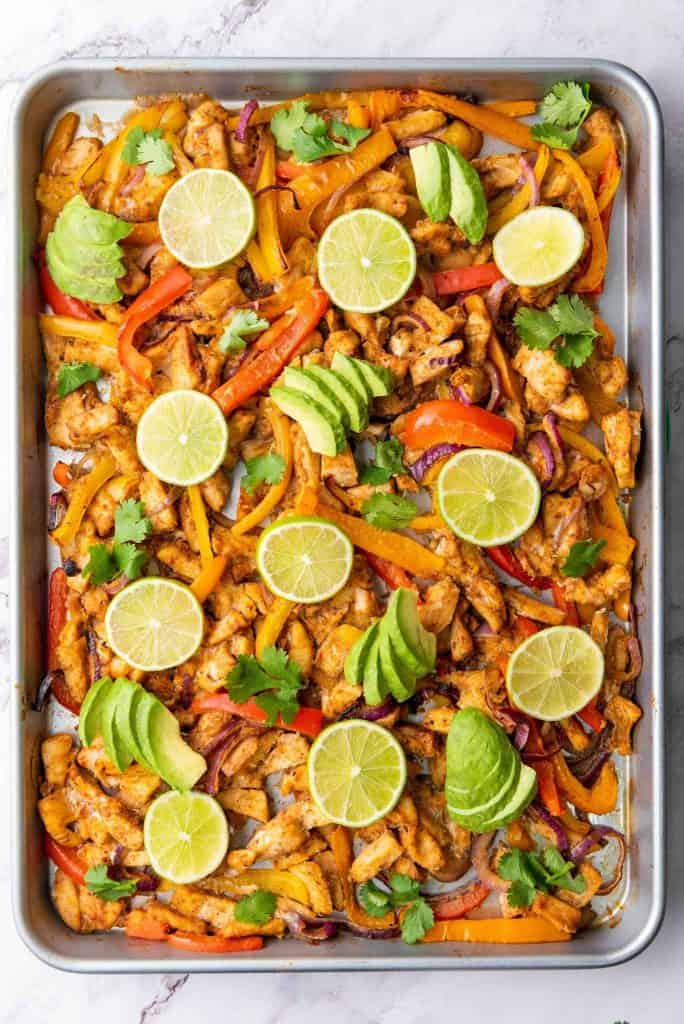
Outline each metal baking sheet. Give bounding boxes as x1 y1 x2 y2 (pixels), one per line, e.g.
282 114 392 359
9 58 665 972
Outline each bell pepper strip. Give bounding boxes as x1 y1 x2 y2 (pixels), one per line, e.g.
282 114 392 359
594 314 615 353
484 99 537 117
276 159 310 181
47 567 68 673
100 105 166 210
561 716 593 753
39 314 119 348
42 112 79 172
407 90 537 151
368 90 403 128
256 277 316 322
515 615 542 639
256 132 288 278
168 933 264 954
613 590 631 621
52 462 72 489
45 835 87 886
525 721 565 817
190 555 228 604
212 288 330 415
125 913 170 942
551 582 580 627
252 311 297 354
347 98 371 129
159 100 188 133
117 265 193 390
410 513 446 532
245 239 271 282
433 262 503 296
187 484 213 569
433 881 490 921
486 545 551 590
577 696 606 733
227 91 376 130
596 490 628 537
421 916 570 944
556 425 618 494
552 754 618 815
190 692 324 738
551 149 608 293
596 142 622 214
233 869 311 906
487 331 524 406
574 366 620 425
51 453 117 548
487 144 550 234
256 596 295 658
329 825 397 931
365 552 418 593
232 405 294 537
403 400 515 453
588 515 635 566
38 262 98 320
290 128 397 210
314 501 444 578
577 136 613 174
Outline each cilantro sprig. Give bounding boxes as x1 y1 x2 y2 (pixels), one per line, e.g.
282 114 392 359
498 847 586 909
219 310 269 354
226 646 304 725
84 499 152 584
241 453 286 494
358 873 434 944
122 126 174 177
561 539 606 578
234 890 277 925
361 493 417 530
359 438 406 486
271 101 371 164
85 864 137 902
531 82 592 150
514 294 599 369
56 362 102 398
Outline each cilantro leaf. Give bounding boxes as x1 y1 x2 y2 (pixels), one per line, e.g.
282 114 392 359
226 646 304 725
122 126 174 176
362 493 417 530
507 879 536 908
271 100 370 164
555 332 596 369
538 82 592 130
514 295 597 369
550 294 598 337
561 539 606 577
400 899 434 944
499 847 586 908
513 307 560 351
531 123 582 149
271 100 310 152
241 453 286 494
234 890 277 925
85 864 137 902
359 438 405 485
389 872 421 903
219 309 269 354
541 846 587 895
83 544 119 584
56 362 102 398
357 881 393 918
114 499 152 544
121 126 146 165
112 541 147 581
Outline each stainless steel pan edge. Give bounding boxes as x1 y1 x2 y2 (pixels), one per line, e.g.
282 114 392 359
9 58 665 973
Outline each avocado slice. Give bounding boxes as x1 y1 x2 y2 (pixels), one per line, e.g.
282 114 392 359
305 364 369 432
471 764 537 832
362 637 390 707
78 675 114 747
345 621 380 685
46 233 123 305
54 217 126 278
130 689 162 775
348 357 393 398
113 680 157 774
146 702 206 792
283 366 349 429
445 144 488 245
330 352 373 403
410 141 452 223
270 386 347 456
384 588 434 676
445 707 519 817
60 195 132 245
378 624 416 703
100 678 134 771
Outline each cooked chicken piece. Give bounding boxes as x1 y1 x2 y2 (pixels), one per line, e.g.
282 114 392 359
127 901 207 935
394 724 436 759
139 471 178 532
104 425 143 475
89 474 139 537
108 369 154 424
550 390 590 425
411 296 460 344
450 606 474 663
218 787 270 823
183 100 230 169
410 218 464 256
542 493 588 563
557 862 603 909
288 862 334 915
577 462 611 501
385 109 446 140
323 328 361 363
56 619 89 706
471 153 522 195
442 667 504 717
560 564 631 606
54 136 102 177
63 337 120 374
531 892 582 934
418 579 460 636
449 365 490 403
113 167 175 221
66 765 144 850
226 799 328 870
345 187 408 219
273 836 328 869
320 680 363 718
200 468 231 512
602 408 641 488
423 707 456 734
315 624 363 679
516 522 555 578
170 886 285 937
41 734 75 791
592 355 628 397
350 832 403 884
53 869 124 934
463 305 491 365
435 533 506 633
321 448 359 488
512 345 570 407
387 794 444 873
604 695 642 754
46 384 119 450
155 539 201 581
38 789 80 846
410 339 464 386
584 107 622 152
195 275 246 318
76 742 161 812
261 733 310 776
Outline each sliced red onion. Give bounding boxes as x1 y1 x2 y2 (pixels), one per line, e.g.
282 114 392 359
48 491 67 532
542 412 564 454
392 312 431 332
342 919 400 940
471 832 509 892
136 241 163 269
451 385 472 404
398 134 440 153
528 801 569 854
430 353 462 370
485 277 510 322
86 627 102 682
253 183 301 210
111 843 125 867
244 134 267 188
103 575 128 596
179 674 193 710
527 431 556 489
519 155 540 207
484 690 518 732
201 719 242 758
570 825 626 885
410 443 464 482
430 880 489 919
62 558 79 577
33 670 58 711
120 165 145 196
316 179 356 232
483 359 503 412
235 99 259 142
130 868 160 893
281 911 337 943
203 723 242 795
513 721 530 750
474 621 496 637
551 500 583 549
339 696 397 721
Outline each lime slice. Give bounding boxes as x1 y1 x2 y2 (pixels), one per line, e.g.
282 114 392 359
308 720 406 827
437 449 541 547
506 625 604 721
492 206 585 287
317 208 417 313
158 168 255 269
136 390 228 486
256 516 354 604
144 791 229 885
105 578 204 672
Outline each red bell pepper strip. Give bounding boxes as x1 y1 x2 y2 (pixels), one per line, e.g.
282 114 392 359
525 722 565 817
190 692 325 738
117 265 193 390
433 881 490 921
45 835 87 886
365 552 418 593
514 615 542 639
38 259 98 321
168 932 264 954
551 582 580 626
47 568 68 673
486 545 551 590
403 400 515 453
577 696 606 733
433 263 503 296
212 288 330 415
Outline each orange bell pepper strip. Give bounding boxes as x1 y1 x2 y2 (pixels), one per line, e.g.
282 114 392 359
404 399 516 453
526 721 565 817
314 501 444 577
613 590 631 621
487 144 550 234
515 615 542 639
596 143 622 214
190 692 324 739
232 403 293 536
421 916 570 944
245 239 271 282
255 596 295 657
407 89 537 150
552 149 608 293
256 131 288 278
329 825 397 931
486 545 551 590
552 754 618 815
290 129 397 209
125 913 170 942
574 366 620 425
40 313 119 348
484 99 537 117
190 555 228 603
51 453 117 548
276 159 310 180
433 262 503 296
577 136 613 173
168 932 264 954
368 90 403 128
47 567 68 673
577 696 606 733
487 331 524 406
52 461 72 489
38 260 97 320
410 513 446 532
42 112 79 172
118 265 193 389
212 288 330 415
365 552 418 593
347 98 371 129
226 91 376 129
45 835 87 886
187 484 213 569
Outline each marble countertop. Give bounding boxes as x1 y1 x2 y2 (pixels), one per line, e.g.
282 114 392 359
1 1 682 1020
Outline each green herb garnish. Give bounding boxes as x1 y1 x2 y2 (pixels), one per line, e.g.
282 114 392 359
271 101 370 164
122 126 174 176
359 437 406 485
85 864 137 902
531 82 592 150
234 890 277 925
361 493 417 530
357 873 434 944
226 646 304 725
241 453 286 494
498 847 586 909
56 362 102 398
219 310 270 354
514 294 599 369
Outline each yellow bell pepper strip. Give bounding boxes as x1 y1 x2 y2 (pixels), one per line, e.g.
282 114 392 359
42 113 79 173
557 424 618 493
596 142 622 213
347 98 371 129
574 366 620 425
255 131 288 279
232 405 293 537
596 489 628 535
245 240 270 283
329 826 397 931
40 314 118 348
290 128 397 210
421 917 570 944
51 453 117 547
187 484 213 569
314 501 444 577
594 314 615 352
577 135 613 173
159 100 188 133
368 90 403 128
190 554 228 603
233 869 311 906
484 99 537 117
256 596 294 658
407 89 538 150
552 754 619 815
552 149 608 293
487 144 550 234
589 518 636 565
118 264 193 390
293 486 319 516
100 105 166 210
213 288 330 415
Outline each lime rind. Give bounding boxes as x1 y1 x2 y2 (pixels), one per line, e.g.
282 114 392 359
256 516 354 604
506 624 604 721
492 206 585 288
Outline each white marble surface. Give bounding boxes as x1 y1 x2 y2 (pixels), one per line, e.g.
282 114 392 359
1 1 683 1020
